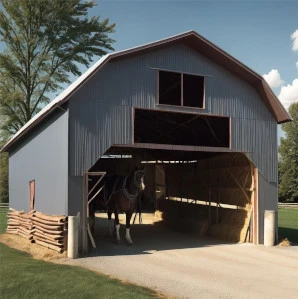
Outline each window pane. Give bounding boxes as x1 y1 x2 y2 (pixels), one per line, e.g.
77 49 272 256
159 71 181 106
183 74 204 108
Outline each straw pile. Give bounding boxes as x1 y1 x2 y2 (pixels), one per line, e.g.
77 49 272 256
6 208 67 253
278 238 291 247
208 208 250 242
158 200 210 236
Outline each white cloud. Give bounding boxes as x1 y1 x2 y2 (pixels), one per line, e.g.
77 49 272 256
278 78 298 109
296 61 298 69
292 29 298 51
263 69 284 88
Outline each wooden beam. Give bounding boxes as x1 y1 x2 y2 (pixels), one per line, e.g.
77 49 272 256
88 174 106 196
204 117 222 146
227 168 251 202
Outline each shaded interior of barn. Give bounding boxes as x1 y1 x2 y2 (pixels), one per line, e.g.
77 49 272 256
88 146 255 245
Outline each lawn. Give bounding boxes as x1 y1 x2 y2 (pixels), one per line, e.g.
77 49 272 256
0 212 161 299
278 207 298 244
0 209 8 234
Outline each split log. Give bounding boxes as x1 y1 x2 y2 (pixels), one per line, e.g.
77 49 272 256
33 235 63 247
18 231 33 240
6 228 19 234
34 230 64 241
33 226 65 235
32 215 66 227
34 240 63 253
34 211 66 223
31 221 63 231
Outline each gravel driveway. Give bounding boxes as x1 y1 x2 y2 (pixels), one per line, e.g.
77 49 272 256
56 214 298 299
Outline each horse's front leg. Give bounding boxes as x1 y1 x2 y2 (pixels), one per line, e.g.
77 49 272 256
114 210 121 244
107 210 114 237
125 211 133 245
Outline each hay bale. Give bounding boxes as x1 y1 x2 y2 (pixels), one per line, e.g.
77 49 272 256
209 223 244 242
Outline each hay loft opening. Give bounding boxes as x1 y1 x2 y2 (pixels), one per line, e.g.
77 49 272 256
158 70 205 108
134 109 230 148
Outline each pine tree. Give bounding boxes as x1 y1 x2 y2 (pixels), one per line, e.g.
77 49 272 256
279 102 298 202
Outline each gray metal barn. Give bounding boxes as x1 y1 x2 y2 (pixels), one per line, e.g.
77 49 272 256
1 31 291 251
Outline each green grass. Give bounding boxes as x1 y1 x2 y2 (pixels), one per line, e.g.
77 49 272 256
278 207 298 243
0 209 8 234
0 243 160 299
0 212 161 299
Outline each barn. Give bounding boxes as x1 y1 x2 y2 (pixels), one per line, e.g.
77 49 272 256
1 31 291 253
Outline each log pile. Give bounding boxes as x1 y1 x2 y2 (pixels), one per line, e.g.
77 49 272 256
6 208 67 253
6 209 34 240
32 212 68 253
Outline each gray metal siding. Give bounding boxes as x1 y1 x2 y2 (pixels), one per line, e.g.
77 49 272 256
69 43 277 182
9 110 68 215
68 176 83 216
258 171 278 244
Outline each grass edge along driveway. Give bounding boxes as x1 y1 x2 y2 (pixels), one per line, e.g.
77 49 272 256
0 242 162 299
0 211 162 298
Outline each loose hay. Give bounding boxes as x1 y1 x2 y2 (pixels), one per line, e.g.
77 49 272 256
278 238 291 247
0 233 67 260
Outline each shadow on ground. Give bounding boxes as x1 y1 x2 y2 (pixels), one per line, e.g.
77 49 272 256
86 214 232 257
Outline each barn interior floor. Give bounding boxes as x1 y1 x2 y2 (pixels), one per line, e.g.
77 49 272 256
87 212 230 257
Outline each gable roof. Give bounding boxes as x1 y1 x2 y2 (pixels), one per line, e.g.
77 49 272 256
1 30 291 153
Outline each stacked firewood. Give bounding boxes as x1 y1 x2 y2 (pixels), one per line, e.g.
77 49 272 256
6 209 67 253
31 212 67 253
6 209 34 240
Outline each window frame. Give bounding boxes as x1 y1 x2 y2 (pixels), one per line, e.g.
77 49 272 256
157 70 206 109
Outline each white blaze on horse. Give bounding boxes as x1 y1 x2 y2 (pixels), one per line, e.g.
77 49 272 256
90 169 145 245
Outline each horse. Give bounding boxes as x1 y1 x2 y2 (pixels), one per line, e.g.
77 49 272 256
89 169 145 245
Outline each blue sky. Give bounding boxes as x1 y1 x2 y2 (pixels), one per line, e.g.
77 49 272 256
88 0 298 111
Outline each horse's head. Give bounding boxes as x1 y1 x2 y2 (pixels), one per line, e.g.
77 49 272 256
134 170 145 191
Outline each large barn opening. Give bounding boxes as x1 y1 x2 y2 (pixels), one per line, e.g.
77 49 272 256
86 147 257 253
134 109 230 148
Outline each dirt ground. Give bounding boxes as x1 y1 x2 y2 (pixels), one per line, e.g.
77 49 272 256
1 213 298 298
0 233 67 260
56 213 298 299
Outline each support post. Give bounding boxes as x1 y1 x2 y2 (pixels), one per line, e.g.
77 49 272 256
68 216 79 259
264 210 275 246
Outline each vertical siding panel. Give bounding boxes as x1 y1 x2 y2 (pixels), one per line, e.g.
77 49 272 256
258 172 278 244
9 111 68 215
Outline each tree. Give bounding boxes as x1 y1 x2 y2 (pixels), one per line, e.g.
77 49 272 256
0 151 8 203
0 0 115 204
0 0 115 139
279 102 298 202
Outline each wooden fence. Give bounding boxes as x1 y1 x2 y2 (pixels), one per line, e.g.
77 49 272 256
0 203 9 212
278 203 298 209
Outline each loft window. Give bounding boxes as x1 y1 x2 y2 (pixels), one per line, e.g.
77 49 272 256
158 70 205 108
